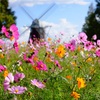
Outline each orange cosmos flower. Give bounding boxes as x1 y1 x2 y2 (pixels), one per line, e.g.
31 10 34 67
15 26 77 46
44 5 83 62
0 45 2 49
77 77 86 89
66 75 72 80
71 91 80 100
10 36 14 41
77 46 81 51
3 70 9 78
33 56 38 62
32 65 39 71
48 38 52 41
55 45 65 58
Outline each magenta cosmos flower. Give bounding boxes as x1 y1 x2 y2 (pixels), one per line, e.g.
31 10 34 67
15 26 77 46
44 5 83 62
36 61 48 71
78 32 87 43
23 53 34 65
95 48 100 57
31 79 45 89
14 72 25 82
0 65 6 72
65 39 76 51
13 41 19 53
8 86 27 94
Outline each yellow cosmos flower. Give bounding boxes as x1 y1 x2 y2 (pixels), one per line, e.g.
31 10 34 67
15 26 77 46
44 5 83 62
89 67 96 75
46 57 52 62
18 66 23 71
71 91 80 100
77 77 86 89
71 62 77 67
0 53 4 58
55 45 66 58
86 58 92 62
22 41 26 45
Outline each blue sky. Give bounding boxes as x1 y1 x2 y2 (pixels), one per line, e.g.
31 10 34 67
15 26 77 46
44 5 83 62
8 0 96 42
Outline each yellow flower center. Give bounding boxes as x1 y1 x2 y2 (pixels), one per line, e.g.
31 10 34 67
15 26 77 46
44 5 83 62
15 89 19 93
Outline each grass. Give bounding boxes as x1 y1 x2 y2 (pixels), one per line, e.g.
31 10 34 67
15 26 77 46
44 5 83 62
0 38 100 100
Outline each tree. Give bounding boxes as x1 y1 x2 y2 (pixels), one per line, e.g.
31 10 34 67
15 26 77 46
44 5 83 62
82 1 100 40
0 0 16 30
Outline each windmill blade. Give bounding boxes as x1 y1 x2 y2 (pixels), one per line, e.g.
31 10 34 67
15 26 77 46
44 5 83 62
38 3 55 20
20 5 34 20
20 26 31 37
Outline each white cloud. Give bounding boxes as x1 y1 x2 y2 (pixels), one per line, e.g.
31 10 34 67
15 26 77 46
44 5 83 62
18 18 79 43
18 27 30 42
8 0 90 7
41 19 79 42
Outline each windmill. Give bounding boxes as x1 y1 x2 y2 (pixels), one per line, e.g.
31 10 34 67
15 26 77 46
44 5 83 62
20 4 55 43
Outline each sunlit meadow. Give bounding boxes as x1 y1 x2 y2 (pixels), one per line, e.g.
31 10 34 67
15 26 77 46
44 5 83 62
0 24 100 100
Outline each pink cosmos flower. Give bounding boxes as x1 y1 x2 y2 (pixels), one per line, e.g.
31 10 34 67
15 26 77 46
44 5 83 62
84 41 93 51
97 40 100 47
92 34 97 40
0 65 6 72
95 48 100 57
54 60 62 69
8 86 27 94
13 41 19 53
29 38 33 45
36 61 48 71
70 39 76 45
3 73 14 91
0 39 4 45
65 39 76 52
13 31 19 40
1 26 7 33
3 81 10 91
23 53 34 65
31 79 45 89
14 72 25 82
10 24 18 32
1 26 9 38
5 73 14 83
65 44 75 52
17 60 22 66
78 32 87 43
10 24 19 40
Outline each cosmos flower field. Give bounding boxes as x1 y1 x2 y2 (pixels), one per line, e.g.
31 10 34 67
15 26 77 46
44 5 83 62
0 24 100 100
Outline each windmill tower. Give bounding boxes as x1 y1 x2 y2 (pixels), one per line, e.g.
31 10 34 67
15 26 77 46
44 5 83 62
20 4 55 43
